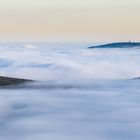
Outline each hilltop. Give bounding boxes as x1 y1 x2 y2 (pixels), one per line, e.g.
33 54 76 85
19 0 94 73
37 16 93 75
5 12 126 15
0 76 32 86
88 42 140 49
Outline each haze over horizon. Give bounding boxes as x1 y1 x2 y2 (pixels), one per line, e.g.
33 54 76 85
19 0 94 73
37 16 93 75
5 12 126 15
0 0 140 42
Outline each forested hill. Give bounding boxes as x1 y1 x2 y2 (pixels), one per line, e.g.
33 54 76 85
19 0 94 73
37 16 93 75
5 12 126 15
88 42 140 49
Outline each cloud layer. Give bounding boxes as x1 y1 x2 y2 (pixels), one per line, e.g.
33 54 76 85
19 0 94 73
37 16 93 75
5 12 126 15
0 80 140 140
0 43 140 140
0 43 140 80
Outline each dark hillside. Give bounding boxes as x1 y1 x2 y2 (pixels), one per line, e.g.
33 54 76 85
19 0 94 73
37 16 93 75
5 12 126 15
0 76 32 86
88 42 140 49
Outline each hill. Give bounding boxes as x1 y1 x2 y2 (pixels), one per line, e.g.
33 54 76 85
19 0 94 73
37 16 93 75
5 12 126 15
88 42 140 49
0 76 32 86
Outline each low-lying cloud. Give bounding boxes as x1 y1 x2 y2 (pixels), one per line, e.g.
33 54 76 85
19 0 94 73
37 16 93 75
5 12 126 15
0 43 140 80
0 43 140 140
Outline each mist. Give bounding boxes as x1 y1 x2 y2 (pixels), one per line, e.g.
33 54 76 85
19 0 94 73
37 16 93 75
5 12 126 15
0 42 140 140
0 42 140 80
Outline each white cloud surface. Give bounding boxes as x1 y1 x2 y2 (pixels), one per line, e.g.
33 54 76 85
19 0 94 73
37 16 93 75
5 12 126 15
0 43 140 140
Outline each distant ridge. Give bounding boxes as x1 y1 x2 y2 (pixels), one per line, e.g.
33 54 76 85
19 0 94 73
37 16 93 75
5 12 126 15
0 76 32 86
88 42 140 49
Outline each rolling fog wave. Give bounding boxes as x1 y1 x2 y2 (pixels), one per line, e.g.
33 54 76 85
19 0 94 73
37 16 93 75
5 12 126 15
0 43 140 140
0 43 140 80
0 79 140 140
2 79 139 90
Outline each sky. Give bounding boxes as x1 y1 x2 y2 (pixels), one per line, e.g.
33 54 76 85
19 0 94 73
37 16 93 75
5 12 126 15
0 0 140 42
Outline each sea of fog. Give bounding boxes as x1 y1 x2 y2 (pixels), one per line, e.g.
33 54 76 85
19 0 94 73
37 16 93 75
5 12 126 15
0 42 140 140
